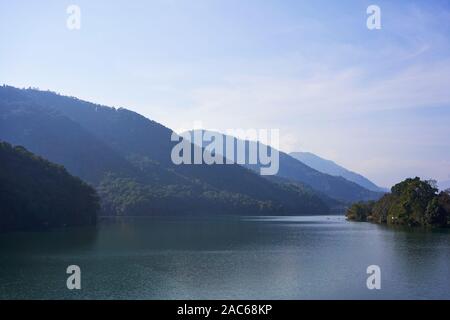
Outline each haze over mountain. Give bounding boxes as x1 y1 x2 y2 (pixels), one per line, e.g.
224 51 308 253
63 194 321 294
186 130 383 204
289 152 387 192
0 85 330 216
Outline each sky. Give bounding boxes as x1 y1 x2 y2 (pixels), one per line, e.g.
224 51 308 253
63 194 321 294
1 0 450 188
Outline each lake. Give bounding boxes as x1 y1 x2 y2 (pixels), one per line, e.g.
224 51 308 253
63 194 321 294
0 215 449 299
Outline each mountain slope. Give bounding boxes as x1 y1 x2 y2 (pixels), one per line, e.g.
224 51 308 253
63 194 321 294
187 130 383 204
290 152 386 192
0 141 99 232
0 98 137 185
0 85 330 215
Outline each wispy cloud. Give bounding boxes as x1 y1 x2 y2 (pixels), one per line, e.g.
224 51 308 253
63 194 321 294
190 60 450 118
1 0 450 187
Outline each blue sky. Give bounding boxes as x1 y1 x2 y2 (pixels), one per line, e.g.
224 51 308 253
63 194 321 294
1 0 450 187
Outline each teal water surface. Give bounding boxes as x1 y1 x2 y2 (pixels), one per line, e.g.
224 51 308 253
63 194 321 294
0 215 449 299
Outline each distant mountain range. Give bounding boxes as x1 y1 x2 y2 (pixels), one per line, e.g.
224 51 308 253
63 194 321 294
186 130 383 204
0 85 332 216
0 86 385 220
289 152 387 192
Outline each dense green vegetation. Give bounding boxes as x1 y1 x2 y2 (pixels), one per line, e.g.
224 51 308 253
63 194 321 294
0 85 331 216
346 177 450 227
0 142 99 232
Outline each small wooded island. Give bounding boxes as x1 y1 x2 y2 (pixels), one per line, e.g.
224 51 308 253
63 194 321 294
346 177 450 227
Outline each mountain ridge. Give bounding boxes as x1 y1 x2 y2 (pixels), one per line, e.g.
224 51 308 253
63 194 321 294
186 129 383 203
289 151 387 192
0 85 330 216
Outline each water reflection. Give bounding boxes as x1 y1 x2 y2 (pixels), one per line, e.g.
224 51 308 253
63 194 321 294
0 216 449 299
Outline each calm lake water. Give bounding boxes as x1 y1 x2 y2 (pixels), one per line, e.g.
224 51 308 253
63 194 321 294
0 215 449 300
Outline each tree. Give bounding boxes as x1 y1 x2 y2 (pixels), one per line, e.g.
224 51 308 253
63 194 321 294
425 197 447 226
438 191 450 224
389 177 438 226
426 179 439 190
371 194 393 224
346 201 375 222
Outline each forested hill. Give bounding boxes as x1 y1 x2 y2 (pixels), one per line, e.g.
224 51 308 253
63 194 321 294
346 178 450 227
0 141 99 232
0 85 330 216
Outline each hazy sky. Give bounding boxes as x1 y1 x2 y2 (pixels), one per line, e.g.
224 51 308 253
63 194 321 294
1 0 450 187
